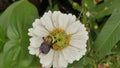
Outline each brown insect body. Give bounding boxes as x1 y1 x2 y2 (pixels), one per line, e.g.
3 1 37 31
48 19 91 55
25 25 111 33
39 36 57 54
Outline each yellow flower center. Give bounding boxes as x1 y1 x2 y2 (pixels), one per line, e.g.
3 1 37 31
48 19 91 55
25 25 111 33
50 28 71 51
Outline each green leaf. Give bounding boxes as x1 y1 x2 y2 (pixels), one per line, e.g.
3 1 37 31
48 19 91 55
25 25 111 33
0 52 4 68
92 0 120 19
93 8 120 60
0 1 20 48
0 0 40 68
0 26 5 50
3 40 40 68
67 56 95 68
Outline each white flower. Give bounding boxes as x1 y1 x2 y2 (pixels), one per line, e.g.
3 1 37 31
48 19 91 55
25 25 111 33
28 11 88 68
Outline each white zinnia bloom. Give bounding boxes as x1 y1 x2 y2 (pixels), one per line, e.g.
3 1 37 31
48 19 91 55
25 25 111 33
28 11 88 68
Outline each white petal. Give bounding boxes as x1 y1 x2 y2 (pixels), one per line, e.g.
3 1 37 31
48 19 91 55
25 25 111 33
52 11 61 27
44 62 52 68
62 47 75 63
41 12 54 31
58 52 68 67
39 53 45 58
58 14 69 30
79 48 87 56
70 39 87 49
67 14 76 25
28 46 37 55
66 21 81 34
69 46 85 61
69 46 81 60
33 25 49 37
30 37 43 48
77 48 87 61
72 30 88 36
79 24 86 31
40 49 54 67
36 48 40 56
28 28 34 36
32 19 41 28
44 11 52 17
76 34 88 41
53 51 59 68
71 32 88 41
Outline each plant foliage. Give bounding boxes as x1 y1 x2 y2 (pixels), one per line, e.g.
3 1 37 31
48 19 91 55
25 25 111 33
0 0 120 68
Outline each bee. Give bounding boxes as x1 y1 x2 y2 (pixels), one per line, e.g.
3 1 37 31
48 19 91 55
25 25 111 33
39 35 56 54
